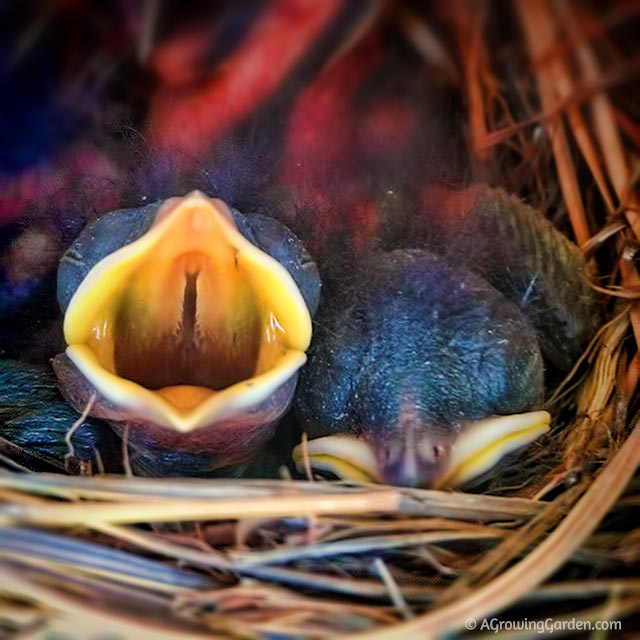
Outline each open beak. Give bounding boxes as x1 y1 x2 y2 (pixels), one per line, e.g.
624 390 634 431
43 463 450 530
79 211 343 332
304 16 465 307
292 410 550 488
56 192 312 466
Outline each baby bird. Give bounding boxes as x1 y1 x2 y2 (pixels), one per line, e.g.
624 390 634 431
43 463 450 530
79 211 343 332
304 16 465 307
53 192 320 476
294 186 601 487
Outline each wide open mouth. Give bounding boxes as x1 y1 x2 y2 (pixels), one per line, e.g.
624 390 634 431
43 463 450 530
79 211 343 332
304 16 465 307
63 192 312 432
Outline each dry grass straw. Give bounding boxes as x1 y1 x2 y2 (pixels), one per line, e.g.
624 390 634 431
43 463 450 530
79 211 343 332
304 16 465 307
1 1 640 637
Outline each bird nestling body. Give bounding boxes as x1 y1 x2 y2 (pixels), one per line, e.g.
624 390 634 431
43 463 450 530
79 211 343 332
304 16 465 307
293 184 601 487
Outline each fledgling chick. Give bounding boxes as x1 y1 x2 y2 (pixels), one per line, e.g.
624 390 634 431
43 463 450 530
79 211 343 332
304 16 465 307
53 192 320 476
293 184 602 488
0 4 602 488
295 249 545 487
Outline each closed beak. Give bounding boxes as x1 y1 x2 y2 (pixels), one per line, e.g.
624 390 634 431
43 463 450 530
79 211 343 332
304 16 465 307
292 410 550 488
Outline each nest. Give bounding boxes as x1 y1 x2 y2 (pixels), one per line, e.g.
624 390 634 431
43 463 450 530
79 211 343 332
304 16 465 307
1 1 639 638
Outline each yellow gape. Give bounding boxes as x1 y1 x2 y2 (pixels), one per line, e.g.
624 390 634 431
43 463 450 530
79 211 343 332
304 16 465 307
62 192 312 433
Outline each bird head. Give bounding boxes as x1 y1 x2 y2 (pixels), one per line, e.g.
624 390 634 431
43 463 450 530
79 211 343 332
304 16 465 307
293 249 550 488
53 191 319 472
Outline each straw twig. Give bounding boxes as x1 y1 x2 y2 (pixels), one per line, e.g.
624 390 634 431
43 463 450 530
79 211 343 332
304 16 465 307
514 0 591 245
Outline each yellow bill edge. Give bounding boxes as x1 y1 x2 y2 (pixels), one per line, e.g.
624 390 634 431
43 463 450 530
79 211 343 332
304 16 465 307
292 435 384 484
434 410 551 489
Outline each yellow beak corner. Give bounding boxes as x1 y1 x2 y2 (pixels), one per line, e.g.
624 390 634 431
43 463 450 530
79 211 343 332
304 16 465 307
435 410 551 489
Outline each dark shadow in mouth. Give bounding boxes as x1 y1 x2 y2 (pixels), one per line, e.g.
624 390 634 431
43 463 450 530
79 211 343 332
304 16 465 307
112 261 264 391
